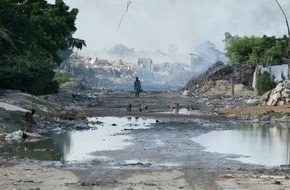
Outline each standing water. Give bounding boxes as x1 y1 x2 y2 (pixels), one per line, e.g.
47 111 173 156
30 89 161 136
0 117 155 162
192 123 290 167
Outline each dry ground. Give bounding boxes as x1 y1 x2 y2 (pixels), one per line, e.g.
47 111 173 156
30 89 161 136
1 163 290 190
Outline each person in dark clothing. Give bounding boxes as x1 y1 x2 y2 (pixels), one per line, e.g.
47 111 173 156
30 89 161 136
134 77 142 98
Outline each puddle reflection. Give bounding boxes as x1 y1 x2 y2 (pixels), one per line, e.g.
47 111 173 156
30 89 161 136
192 124 290 167
0 117 155 162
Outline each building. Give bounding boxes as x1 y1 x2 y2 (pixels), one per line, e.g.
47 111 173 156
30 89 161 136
260 64 289 83
138 58 153 71
252 64 289 90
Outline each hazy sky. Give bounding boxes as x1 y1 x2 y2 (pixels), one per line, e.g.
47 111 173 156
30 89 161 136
47 0 290 57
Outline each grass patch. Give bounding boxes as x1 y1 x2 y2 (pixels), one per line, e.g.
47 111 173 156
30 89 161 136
0 112 25 133
273 113 290 119
54 74 70 84
27 96 58 111
0 122 24 133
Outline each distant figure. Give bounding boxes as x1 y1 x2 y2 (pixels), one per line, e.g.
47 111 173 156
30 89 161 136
24 109 36 131
134 77 142 98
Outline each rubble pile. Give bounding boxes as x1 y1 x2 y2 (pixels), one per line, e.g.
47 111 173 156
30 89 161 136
264 81 290 106
56 54 198 91
183 63 255 97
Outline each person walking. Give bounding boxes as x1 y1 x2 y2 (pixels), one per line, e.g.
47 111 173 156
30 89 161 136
134 77 142 98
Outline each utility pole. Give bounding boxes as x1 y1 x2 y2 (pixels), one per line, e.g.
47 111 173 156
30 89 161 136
231 76 235 97
274 0 290 57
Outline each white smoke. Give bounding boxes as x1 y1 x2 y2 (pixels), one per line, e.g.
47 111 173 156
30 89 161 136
47 0 290 63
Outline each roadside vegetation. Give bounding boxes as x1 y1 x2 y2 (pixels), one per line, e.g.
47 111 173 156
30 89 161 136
0 0 85 95
223 32 289 92
224 32 288 66
54 74 70 84
256 71 277 95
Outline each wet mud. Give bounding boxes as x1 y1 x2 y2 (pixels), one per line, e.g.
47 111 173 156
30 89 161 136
1 91 290 189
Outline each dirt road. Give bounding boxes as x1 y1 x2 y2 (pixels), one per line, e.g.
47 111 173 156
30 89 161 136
1 90 290 189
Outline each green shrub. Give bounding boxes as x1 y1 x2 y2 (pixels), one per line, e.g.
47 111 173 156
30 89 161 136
54 74 70 84
256 71 276 95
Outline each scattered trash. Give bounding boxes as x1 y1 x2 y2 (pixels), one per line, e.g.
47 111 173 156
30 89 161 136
5 130 23 141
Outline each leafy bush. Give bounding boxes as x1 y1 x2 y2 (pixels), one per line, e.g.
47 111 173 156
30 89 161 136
224 32 288 65
27 78 59 95
256 71 276 95
54 74 70 84
0 56 59 95
0 0 85 95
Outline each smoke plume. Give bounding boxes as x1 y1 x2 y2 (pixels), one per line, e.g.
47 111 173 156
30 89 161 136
48 0 290 64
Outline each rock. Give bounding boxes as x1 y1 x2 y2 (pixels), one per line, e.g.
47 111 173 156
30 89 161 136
252 118 260 123
284 88 290 94
281 90 289 98
277 101 285 106
284 80 290 89
266 97 276 106
245 98 258 105
260 91 271 102
275 83 284 92
266 92 281 106
263 82 290 106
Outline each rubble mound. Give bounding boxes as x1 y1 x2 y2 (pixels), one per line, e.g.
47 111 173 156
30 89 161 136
182 62 256 97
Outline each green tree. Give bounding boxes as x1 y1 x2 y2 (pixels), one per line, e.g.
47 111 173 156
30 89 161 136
0 0 86 95
256 71 276 95
224 32 288 66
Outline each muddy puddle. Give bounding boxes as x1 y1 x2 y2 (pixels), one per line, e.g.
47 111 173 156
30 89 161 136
192 123 290 167
0 117 156 162
2 117 290 167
